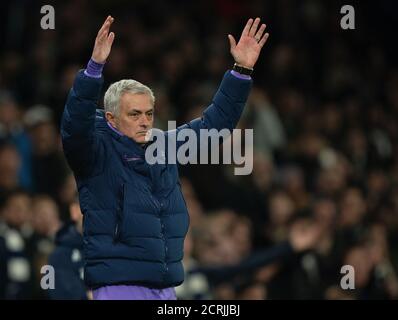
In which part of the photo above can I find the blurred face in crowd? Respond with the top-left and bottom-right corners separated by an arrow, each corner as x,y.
252,152 -> 274,192
29,122 -> 58,155
195,210 -> 243,266
367,170 -> 389,196
367,224 -> 388,265
32,196 -> 61,237
284,168 -> 305,194
269,192 -> 295,226
316,154 -> 350,196
0,97 -> 19,128
300,132 -> 324,158
339,188 -> 367,228
344,246 -> 373,289
346,128 -> 367,157
313,198 -> 337,230
106,92 -> 154,144
0,145 -> 21,190
322,105 -> 342,135
231,217 -> 252,257
2,193 -> 32,229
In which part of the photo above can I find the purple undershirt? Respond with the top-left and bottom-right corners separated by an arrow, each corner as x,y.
92,285 -> 177,300
230,69 -> 252,80
84,59 -> 104,78
84,58 -> 249,300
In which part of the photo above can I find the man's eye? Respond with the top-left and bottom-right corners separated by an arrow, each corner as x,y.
147,113 -> 153,117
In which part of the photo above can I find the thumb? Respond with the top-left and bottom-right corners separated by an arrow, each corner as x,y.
228,34 -> 236,51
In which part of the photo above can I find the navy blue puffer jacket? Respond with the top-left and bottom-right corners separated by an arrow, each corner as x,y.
61,70 -> 252,289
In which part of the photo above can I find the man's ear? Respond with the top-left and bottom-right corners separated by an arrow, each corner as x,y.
105,111 -> 117,128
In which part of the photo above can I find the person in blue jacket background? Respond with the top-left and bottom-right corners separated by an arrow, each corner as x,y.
47,195 -> 87,300
60,15 -> 269,300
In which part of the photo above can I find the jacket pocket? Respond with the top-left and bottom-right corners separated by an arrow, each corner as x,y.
113,183 -> 125,242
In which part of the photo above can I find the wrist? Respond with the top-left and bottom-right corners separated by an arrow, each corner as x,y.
234,62 -> 254,69
91,57 -> 106,64
85,58 -> 105,78
232,62 -> 254,76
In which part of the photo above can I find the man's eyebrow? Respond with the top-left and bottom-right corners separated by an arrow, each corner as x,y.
128,108 -> 154,114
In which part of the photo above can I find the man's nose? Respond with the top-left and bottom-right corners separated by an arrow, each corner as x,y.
139,115 -> 149,128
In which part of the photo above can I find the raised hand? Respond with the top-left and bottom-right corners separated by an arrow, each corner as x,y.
228,17 -> 269,69
91,16 -> 115,64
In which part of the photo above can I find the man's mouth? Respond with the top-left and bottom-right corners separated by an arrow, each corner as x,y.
136,130 -> 152,141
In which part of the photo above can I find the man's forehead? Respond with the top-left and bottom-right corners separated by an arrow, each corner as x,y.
120,92 -> 153,111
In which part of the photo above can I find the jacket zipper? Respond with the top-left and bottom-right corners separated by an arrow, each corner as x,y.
113,184 -> 125,242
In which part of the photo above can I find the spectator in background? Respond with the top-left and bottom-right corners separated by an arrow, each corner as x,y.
0,191 -> 34,299
56,171 -> 78,222
242,87 -> 287,156
365,223 -> 398,299
264,190 -> 296,244
24,105 -> 69,199
29,195 -> 61,298
279,165 -> 310,212
189,211 -> 321,299
175,229 -> 211,300
0,144 -> 22,203
0,189 -> 33,241
325,243 -> 391,300
0,223 -> 34,299
337,187 -> 368,247
0,91 -> 32,190
48,195 -> 88,300
32,195 -> 61,232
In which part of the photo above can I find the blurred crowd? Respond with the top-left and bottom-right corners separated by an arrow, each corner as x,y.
1,0 -> 398,299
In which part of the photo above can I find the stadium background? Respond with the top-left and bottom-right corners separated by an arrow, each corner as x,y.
1,0 -> 398,299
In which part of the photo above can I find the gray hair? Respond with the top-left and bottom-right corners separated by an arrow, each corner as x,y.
104,79 -> 155,116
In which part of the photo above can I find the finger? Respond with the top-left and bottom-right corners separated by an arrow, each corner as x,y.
255,24 -> 266,41
103,16 -> 114,34
107,32 -> 115,46
249,17 -> 261,37
98,16 -> 112,35
98,16 -> 114,36
98,18 -> 115,43
228,34 -> 236,51
258,32 -> 269,47
241,18 -> 253,37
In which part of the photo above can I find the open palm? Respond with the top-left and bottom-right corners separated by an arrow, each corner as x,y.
228,18 -> 269,69
91,16 -> 115,64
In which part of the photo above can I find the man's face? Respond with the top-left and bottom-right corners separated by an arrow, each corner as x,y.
107,92 -> 154,144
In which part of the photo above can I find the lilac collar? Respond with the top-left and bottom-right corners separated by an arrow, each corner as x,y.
107,121 -> 124,136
